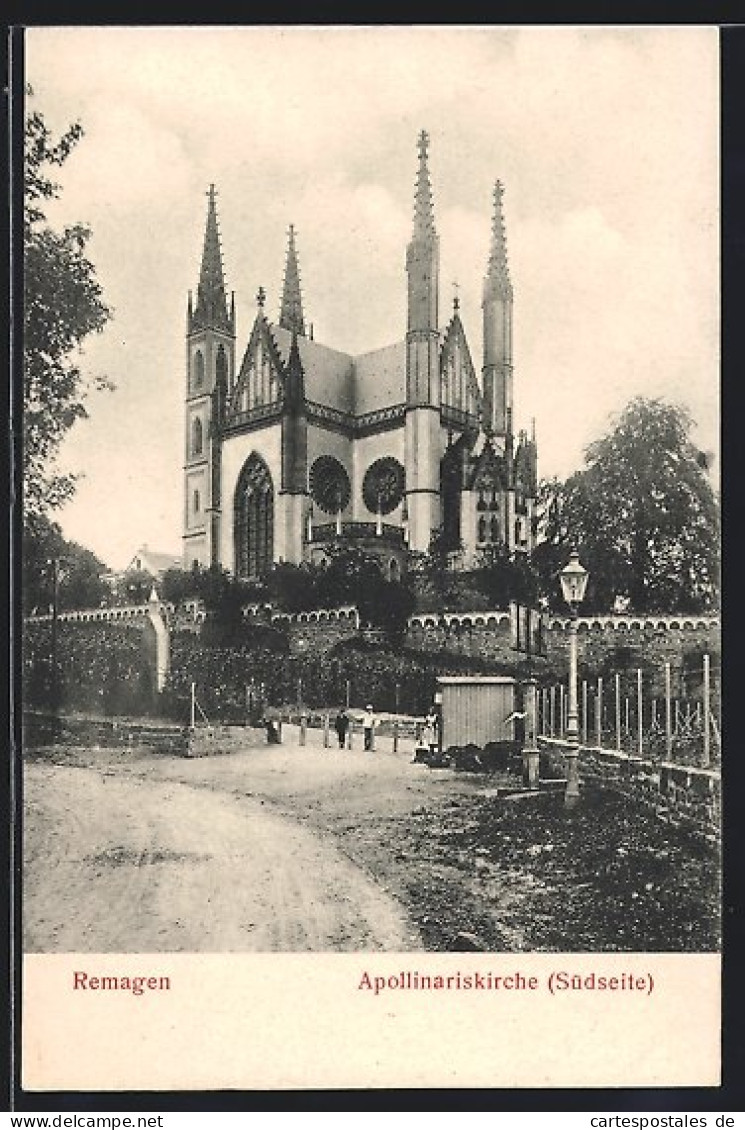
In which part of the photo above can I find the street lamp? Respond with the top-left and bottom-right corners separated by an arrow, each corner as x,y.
559,548 -> 589,809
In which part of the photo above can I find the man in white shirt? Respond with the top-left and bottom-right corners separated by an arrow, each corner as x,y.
362,705 -> 375,751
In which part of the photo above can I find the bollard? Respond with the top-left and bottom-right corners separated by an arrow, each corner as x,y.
636,669 -> 643,759
323,713 -> 329,748
348,722 -> 354,751
393,720 -> 399,754
299,713 -> 307,747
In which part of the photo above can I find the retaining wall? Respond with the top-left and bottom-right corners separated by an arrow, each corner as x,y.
539,736 -> 720,841
23,712 -> 188,755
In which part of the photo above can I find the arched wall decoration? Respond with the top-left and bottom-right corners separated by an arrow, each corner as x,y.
362,457 -> 405,515
192,417 -> 203,456
234,453 -> 274,578
216,344 -> 228,381
309,456 -> 351,514
194,350 -> 205,389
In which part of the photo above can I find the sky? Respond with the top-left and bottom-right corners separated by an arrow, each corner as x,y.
25,26 -> 719,571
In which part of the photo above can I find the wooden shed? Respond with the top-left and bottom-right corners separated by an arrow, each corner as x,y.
437,676 -> 518,751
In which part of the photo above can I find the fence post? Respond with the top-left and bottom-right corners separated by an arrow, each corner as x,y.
345,679 -> 351,709
702,653 -> 711,769
348,721 -> 354,750
393,719 -> 399,754
559,684 -> 565,739
190,682 -> 196,730
615,673 -> 621,752
634,668 -> 642,759
665,662 -> 673,761
550,686 -> 556,738
581,680 -> 588,745
299,713 -> 307,746
595,676 -> 603,747
323,713 -> 329,748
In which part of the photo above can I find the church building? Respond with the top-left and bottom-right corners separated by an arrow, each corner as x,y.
182,131 -> 537,579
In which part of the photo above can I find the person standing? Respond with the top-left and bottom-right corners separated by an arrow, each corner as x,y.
334,709 -> 350,749
362,704 -> 376,751
423,710 -> 438,755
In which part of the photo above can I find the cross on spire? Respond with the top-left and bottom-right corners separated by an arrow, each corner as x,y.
484,178 -> 513,301
191,183 -> 231,333
412,128 -> 436,240
256,286 -> 266,309
452,280 -> 460,312
279,223 -> 306,336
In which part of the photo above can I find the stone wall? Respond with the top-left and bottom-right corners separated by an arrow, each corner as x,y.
545,615 -> 720,694
539,736 -> 720,841
23,711 -> 188,755
405,612 -> 517,665
185,724 -> 269,757
269,607 -> 360,656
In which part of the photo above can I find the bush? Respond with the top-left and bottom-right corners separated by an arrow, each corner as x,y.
24,620 -> 154,716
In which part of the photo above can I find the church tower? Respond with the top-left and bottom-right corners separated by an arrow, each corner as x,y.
183,185 -> 236,569
482,180 -> 513,437
404,130 -> 441,554
278,227 -> 309,563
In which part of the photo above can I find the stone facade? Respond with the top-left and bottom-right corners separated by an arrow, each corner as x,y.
183,135 -> 537,576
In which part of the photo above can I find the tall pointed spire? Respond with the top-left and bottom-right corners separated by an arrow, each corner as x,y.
279,224 -> 306,337
191,184 -> 232,333
412,129 -> 436,240
484,180 -> 513,301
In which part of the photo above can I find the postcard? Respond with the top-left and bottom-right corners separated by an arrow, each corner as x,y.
18,24 -> 721,1094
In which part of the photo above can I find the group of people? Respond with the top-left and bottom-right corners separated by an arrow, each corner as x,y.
333,705 -> 376,750
333,705 -> 441,758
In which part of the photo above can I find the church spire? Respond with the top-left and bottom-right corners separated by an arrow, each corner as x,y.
412,129 -> 436,240
279,224 -> 306,337
190,184 -> 232,334
484,180 -> 513,301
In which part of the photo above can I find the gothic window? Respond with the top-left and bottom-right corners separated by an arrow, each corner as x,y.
192,417 -> 203,457
309,456 -> 351,514
193,489 -> 200,515
216,345 -> 228,388
362,457 -> 405,515
194,350 -> 205,389
478,516 -> 487,543
234,453 -> 274,578
490,515 -> 500,542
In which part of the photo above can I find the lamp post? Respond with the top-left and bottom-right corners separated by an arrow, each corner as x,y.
559,548 -> 589,809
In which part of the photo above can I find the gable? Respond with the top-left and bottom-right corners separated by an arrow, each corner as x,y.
228,316 -> 285,418
440,315 -> 481,422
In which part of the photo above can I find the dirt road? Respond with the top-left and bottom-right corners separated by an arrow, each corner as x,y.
24,736 -> 719,953
24,750 -> 421,952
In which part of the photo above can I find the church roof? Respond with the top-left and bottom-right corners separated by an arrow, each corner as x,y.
353,340 -> 407,413
271,324 -> 354,412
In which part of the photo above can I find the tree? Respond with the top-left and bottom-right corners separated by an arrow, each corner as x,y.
535,398 -> 719,613
24,92 -> 112,519
471,544 -> 540,608
22,513 -> 109,615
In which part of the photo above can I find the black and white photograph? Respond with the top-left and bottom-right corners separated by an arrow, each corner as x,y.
17,24 -> 721,1091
